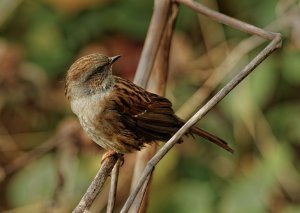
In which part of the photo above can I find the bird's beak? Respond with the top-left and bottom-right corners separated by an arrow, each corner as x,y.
109,55 -> 122,64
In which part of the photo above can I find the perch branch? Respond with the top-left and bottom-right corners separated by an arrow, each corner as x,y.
72,154 -> 121,213
121,34 -> 282,213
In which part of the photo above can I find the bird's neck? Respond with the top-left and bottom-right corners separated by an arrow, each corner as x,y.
67,75 -> 115,100
98,74 -> 115,93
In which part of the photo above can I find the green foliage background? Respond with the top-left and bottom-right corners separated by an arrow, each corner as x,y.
0,0 -> 300,212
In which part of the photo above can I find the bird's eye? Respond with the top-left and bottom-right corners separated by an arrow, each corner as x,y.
95,65 -> 105,73
86,65 -> 106,81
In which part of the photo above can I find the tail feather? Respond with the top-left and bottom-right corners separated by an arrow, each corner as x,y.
191,126 -> 234,153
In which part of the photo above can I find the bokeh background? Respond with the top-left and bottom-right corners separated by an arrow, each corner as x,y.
1,0 -> 300,212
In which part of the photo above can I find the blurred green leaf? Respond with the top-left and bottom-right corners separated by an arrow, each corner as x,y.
267,102 -> 300,143
281,51 -> 300,86
149,180 -> 214,213
248,56 -> 278,107
282,206 -> 300,213
220,161 -> 275,213
7,155 -> 56,207
220,144 -> 294,213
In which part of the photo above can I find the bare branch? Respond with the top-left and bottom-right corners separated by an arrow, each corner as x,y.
131,174 -> 152,213
175,0 -> 277,40
130,146 -> 156,213
73,154 -> 121,213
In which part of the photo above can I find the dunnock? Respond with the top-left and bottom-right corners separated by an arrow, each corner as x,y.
65,54 -> 233,158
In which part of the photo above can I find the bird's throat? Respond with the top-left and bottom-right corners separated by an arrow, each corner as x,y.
103,75 -> 115,92
67,75 -> 114,101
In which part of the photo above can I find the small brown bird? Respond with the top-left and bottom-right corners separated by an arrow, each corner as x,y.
65,54 -> 233,158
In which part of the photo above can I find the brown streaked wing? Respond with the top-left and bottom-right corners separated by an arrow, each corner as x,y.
110,77 -> 183,142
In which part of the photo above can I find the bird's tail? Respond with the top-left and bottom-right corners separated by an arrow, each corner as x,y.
190,126 -> 234,153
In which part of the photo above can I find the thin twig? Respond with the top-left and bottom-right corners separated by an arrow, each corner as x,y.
196,0 -> 229,52
121,34 -> 282,213
73,154 -> 121,213
107,159 -> 121,213
131,174 -> 152,213
175,0 -> 276,40
130,146 -> 156,213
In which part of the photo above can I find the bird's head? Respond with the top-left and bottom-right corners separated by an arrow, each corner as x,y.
65,53 -> 121,98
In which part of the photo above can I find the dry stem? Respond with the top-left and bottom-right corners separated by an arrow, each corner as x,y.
72,154 -> 121,213
175,0 -> 276,40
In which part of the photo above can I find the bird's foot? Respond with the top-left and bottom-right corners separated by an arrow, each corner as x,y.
101,150 -> 124,165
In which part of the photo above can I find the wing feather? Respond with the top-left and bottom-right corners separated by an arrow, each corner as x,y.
106,76 -> 233,153
110,77 -> 182,142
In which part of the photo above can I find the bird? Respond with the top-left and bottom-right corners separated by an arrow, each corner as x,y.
65,53 -> 233,160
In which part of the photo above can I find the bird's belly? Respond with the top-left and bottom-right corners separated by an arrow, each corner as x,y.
79,114 -> 135,153
79,115 -> 114,151
71,95 -> 141,153
70,95 -> 117,151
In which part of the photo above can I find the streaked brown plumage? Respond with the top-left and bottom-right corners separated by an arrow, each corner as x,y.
65,53 -> 233,155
